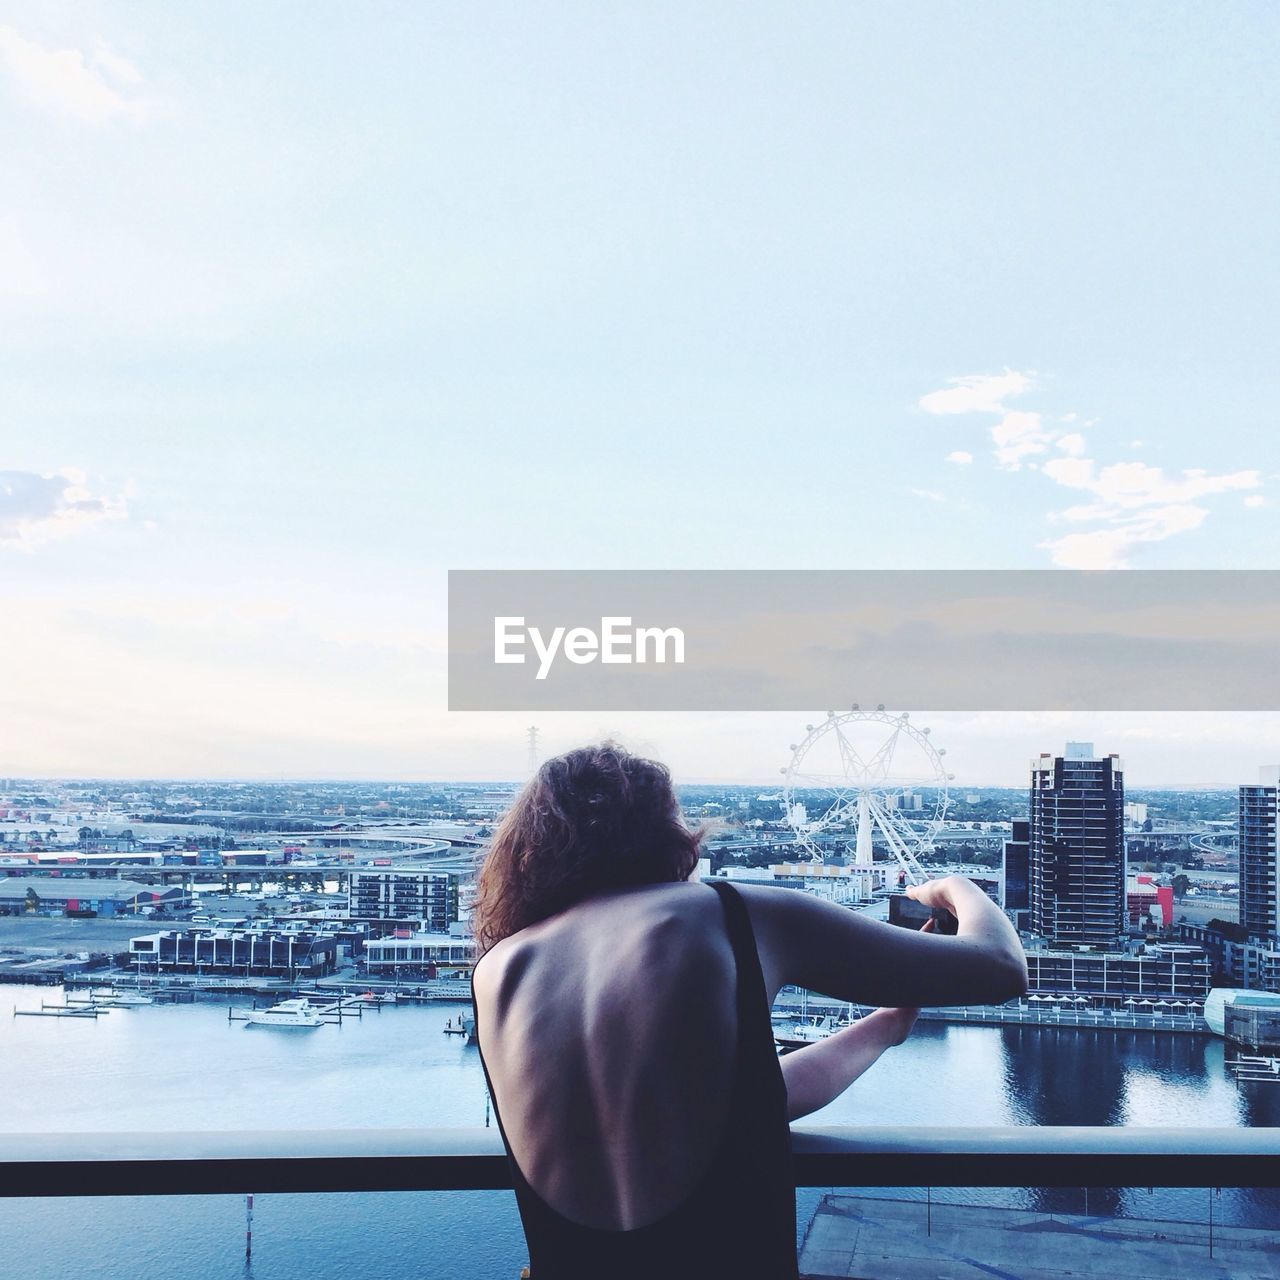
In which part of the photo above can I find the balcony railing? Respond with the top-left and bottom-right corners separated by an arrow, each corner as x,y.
4,1127 -> 1279,1198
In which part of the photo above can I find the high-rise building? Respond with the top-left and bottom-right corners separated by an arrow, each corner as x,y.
1002,818 -> 1030,915
1240,766 -> 1280,944
1028,742 -> 1126,947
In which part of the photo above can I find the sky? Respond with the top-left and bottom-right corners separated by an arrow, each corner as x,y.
2,2 -> 1279,785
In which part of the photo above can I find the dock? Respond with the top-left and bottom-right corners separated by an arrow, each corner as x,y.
799,1194 -> 1280,1279
1228,1054 -> 1280,1083
13,1003 -> 103,1019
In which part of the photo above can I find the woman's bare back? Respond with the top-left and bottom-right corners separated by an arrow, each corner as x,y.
471,871 -> 1028,1231
471,880 -> 742,1231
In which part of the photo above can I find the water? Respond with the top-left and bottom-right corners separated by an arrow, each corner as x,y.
3,985 -> 1278,1278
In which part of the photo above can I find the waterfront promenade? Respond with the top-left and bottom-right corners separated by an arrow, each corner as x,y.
778,993 -> 1209,1035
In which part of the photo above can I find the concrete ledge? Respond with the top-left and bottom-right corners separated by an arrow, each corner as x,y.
3,1126 -> 1280,1197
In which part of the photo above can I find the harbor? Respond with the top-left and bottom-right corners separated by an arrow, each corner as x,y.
4,976 -> 1280,1280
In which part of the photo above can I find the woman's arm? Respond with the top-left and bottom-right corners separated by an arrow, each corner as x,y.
780,1006 -> 918,1121
736,874 -> 1029,1008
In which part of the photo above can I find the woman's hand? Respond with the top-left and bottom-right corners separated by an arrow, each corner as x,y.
903,875 -> 963,913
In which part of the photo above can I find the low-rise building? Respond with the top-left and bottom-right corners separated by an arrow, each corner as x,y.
1127,874 -> 1174,928
1179,922 -> 1280,991
1023,942 -> 1210,1004
0,877 -> 190,917
129,928 -> 338,977
364,931 -> 474,976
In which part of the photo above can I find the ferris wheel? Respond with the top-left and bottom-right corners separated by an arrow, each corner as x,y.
781,705 -> 953,884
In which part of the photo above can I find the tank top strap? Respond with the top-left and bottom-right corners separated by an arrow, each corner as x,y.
705,879 -> 771,1028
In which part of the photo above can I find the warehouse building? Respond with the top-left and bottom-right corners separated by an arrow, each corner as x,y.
0,877 -> 190,917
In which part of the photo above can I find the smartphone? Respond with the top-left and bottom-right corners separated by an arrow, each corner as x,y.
887,892 -> 958,935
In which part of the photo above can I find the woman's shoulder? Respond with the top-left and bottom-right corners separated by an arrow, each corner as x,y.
474,880 -> 728,998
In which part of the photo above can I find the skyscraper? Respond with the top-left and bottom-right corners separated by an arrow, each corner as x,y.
1002,818 -> 1030,917
1028,742 -> 1126,947
1240,766 -> 1280,944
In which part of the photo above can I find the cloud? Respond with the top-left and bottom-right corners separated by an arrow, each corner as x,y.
918,370 -> 1032,416
0,26 -> 151,124
991,410 -> 1055,470
1041,457 -> 1095,490
1037,459 -> 1260,566
1041,505 -> 1209,569
0,469 -> 127,548
1042,459 -> 1260,509
919,368 -> 1049,469
945,451 -> 973,465
919,367 -> 1265,567
909,488 -> 945,502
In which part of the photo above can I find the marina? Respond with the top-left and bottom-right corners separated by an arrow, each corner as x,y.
4,976 -> 1280,1280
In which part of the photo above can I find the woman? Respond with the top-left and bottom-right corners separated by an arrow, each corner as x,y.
471,742 -> 1027,1279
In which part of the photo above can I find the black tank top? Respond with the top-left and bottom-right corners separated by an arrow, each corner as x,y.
471,879 -> 799,1279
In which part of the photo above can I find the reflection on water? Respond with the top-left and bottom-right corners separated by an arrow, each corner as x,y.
2,986 -> 1278,1278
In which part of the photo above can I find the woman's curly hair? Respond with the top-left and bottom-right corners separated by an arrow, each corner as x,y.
472,742 -> 704,954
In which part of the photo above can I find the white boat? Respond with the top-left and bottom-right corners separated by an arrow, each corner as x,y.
71,989 -> 155,1008
774,1013 -> 849,1049
245,997 -> 325,1028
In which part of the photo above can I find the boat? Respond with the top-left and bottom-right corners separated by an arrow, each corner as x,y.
774,1013 -> 850,1049
100,991 -> 155,1007
67,988 -> 154,1008
245,997 -> 325,1028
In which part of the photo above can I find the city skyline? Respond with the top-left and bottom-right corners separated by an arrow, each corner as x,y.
2,719 -> 1280,791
